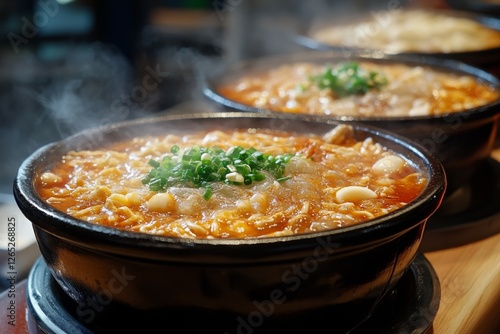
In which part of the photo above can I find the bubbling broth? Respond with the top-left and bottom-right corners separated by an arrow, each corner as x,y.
216,61 -> 500,117
36,125 -> 427,239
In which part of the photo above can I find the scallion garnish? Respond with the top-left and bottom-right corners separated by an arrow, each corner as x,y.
141,146 -> 295,200
310,62 -> 387,97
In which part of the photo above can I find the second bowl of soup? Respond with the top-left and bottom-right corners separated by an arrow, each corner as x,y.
204,51 -> 500,194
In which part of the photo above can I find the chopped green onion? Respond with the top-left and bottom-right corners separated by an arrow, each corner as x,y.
203,187 -> 213,201
141,145 -> 296,200
310,62 -> 387,97
171,145 -> 180,154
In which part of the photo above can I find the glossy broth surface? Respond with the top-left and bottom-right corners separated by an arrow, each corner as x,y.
217,62 -> 500,117
36,125 -> 427,239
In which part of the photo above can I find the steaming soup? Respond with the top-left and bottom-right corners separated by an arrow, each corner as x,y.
216,61 -> 500,117
36,125 -> 427,239
310,9 -> 500,53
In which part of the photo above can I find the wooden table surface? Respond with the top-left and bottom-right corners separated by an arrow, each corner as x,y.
424,232 -> 500,334
422,147 -> 500,334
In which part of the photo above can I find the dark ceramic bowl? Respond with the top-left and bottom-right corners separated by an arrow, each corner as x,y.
203,51 -> 500,196
446,0 -> 500,18
14,112 -> 445,333
294,8 -> 500,74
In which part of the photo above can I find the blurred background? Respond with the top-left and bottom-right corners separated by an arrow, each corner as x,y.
0,0 -> 455,195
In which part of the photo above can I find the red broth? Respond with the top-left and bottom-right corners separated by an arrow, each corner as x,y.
36,125 -> 427,239
217,62 -> 500,117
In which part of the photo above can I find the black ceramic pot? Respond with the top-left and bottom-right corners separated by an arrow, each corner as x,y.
293,8 -> 500,74
14,113 -> 446,333
203,52 -> 500,196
